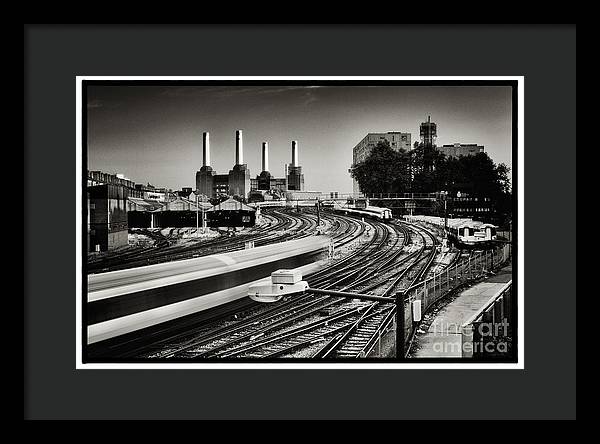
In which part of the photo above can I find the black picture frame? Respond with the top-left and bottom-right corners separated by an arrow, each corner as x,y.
24,24 -> 576,420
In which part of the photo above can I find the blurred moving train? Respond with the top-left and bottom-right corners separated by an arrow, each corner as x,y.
332,204 -> 393,221
87,236 -> 329,345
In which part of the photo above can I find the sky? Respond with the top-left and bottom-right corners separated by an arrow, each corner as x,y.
87,84 -> 513,193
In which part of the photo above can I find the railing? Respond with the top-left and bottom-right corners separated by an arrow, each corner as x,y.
361,243 -> 511,358
362,192 -> 439,200
461,280 -> 513,358
401,243 -> 512,352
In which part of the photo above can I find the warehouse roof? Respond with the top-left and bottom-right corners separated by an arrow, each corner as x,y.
129,197 -> 212,212
207,197 -> 256,212
128,197 -> 165,211
161,197 -> 212,212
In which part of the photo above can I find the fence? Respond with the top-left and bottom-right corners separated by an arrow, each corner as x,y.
363,243 -> 511,358
402,243 -> 512,349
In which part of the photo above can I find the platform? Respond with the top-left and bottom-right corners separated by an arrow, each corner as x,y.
412,264 -> 512,358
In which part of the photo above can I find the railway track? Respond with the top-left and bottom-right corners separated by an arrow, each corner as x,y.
131,216 -> 443,360
95,213 -> 464,360
87,209 -> 320,273
88,211 -> 367,359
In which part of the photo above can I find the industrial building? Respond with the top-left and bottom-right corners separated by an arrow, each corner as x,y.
127,196 -> 212,229
88,184 -> 132,252
250,142 -> 288,193
88,171 -> 139,190
90,172 -> 175,202
196,131 -> 305,200
286,140 -> 305,191
87,171 -> 188,251
195,130 -> 251,200
228,130 -> 251,198
351,131 -> 412,194
196,131 -> 233,200
250,140 -> 303,197
87,172 -> 145,252
439,143 -> 485,159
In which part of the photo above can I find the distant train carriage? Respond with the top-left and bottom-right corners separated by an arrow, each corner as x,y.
479,223 -> 497,240
447,223 -> 497,249
332,204 -> 393,222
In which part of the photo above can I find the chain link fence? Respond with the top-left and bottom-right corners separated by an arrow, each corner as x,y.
364,243 -> 512,358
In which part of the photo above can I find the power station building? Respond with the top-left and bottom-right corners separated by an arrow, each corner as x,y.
249,141 -> 288,197
351,131 -> 412,194
196,131 -> 251,199
196,131 -> 305,200
286,140 -> 304,191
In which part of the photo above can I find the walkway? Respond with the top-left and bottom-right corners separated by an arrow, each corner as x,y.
412,264 -> 512,358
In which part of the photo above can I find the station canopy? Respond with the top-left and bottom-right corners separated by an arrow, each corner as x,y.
161,197 -> 212,212
128,197 -> 165,212
129,196 -> 212,212
207,197 -> 256,212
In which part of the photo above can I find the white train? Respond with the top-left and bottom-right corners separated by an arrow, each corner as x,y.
332,205 -> 393,221
448,223 -> 497,248
406,215 -> 497,249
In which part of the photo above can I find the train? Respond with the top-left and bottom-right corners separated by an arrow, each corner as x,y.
332,204 -> 393,221
86,236 -> 330,345
447,223 -> 497,249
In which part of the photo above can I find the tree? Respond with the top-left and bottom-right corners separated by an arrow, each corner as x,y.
351,140 -> 411,194
351,141 -> 512,222
409,142 -> 446,192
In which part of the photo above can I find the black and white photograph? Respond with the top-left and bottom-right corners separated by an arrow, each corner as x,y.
79,78 -> 521,365
25,24 -> 576,420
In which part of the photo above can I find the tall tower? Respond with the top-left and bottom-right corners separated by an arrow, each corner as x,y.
257,141 -> 272,190
261,142 -> 269,172
196,131 -> 216,198
287,140 -> 304,191
228,129 -> 251,198
420,115 -> 437,146
235,129 -> 244,165
202,131 -> 210,167
291,140 -> 299,167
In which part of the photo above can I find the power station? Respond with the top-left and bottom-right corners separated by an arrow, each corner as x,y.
195,130 -> 305,200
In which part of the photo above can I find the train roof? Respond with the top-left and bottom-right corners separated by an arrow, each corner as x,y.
364,205 -> 391,212
88,236 -> 329,300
